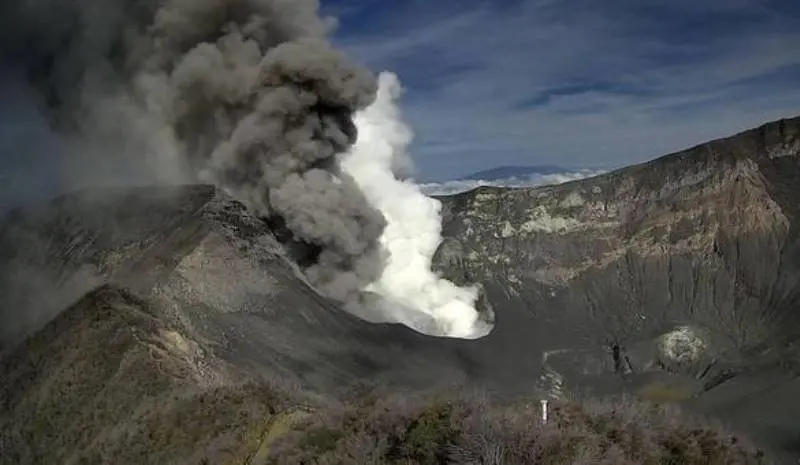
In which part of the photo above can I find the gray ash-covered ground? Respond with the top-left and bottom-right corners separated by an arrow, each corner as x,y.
1,116 -> 800,463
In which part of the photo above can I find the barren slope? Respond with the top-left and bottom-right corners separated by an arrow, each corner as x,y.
1,117 -> 800,462
0,186 -> 508,464
433,116 -> 800,460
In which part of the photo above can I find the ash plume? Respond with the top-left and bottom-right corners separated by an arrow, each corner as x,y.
0,0 -> 386,302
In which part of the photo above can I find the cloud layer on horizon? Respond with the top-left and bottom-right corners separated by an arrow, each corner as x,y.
324,0 -> 800,181
419,168 -> 605,196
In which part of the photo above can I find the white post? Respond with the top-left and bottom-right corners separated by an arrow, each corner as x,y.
540,399 -> 549,424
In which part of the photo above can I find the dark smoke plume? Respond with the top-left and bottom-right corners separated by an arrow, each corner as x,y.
0,0 -> 387,302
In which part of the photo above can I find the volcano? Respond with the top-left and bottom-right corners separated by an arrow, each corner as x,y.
1,116 -> 800,463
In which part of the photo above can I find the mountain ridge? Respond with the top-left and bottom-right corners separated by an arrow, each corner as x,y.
1,115 -> 800,462
431,115 -> 800,461
457,165 -> 577,181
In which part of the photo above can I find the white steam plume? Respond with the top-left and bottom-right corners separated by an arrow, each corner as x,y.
340,72 -> 491,339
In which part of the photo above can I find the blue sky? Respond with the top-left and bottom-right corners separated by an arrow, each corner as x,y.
322,0 -> 800,180
0,0 -> 798,209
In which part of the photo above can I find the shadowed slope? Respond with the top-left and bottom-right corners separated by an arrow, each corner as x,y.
0,185 -> 512,393
433,115 -> 800,462
0,186 -> 519,463
0,284 -> 307,464
1,116 -> 800,462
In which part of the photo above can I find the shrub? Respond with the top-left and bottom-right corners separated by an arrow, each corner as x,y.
266,389 -> 766,465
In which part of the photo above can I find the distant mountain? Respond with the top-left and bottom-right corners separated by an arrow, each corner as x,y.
422,165 -> 605,196
458,165 -> 576,181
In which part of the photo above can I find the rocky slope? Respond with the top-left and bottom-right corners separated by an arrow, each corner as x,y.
0,185 -> 499,391
0,186 -> 504,464
433,115 -> 800,460
0,116 -> 799,462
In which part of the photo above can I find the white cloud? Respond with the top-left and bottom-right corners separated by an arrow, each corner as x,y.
419,169 -> 606,196
329,0 -> 800,180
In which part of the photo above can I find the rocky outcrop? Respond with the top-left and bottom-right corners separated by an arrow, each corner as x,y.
436,117 -> 800,371
433,116 -> 800,460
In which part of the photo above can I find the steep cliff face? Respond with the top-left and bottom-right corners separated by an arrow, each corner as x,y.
437,117 -> 800,368
433,116 -> 800,458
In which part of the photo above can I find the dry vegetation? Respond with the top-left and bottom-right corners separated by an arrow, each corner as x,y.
265,386 -> 766,465
0,285 -> 769,464
1,371 -> 767,464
